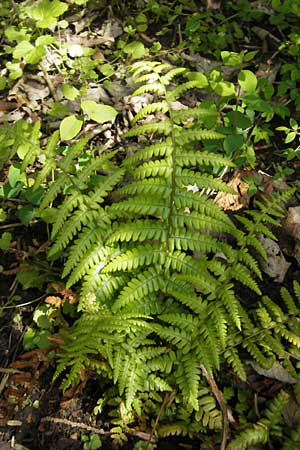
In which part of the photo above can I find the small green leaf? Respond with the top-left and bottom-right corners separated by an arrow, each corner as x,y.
0,76 -> 7,90
224,135 -> 244,154
25,186 -> 44,205
61,84 -> 80,100
100,63 -> 114,77
285,131 -> 297,143
31,0 -> 68,28
186,71 -> 209,88
6,62 -> 23,80
238,70 -> 257,93
227,111 -> 252,129
123,41 -> 146,59
18,205 -> 36,225
13,41 -> 45,64
0,209 -> 7,222
60,115 -> 83,141
214,81 -> 235,97
289,118 -> 298,130
48,102 -> 70,118
8,164 -> 21,187
221,51 -> 242,67
0,232 -> 12,251
35,35 -> 55,46
81,100 -> 118,124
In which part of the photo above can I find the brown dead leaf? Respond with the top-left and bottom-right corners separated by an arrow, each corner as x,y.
45,295 -> 63,308
214,170 -> 250,211
214,169 -> 274,211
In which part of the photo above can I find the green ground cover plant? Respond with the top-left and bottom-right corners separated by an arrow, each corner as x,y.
1,1 -> 300,449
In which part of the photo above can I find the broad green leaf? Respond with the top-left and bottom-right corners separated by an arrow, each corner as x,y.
123,41 -> 146,59
186,72 -> 209,88
5,26 -> 30,42
35,35 -> 55,46
61,84 -> 80,100
221,51 -> 242,67
60,115 -> 83,141
13,41 -> 45,64
285,131 -> 297,143
13,40 -> 34,59
6,62 -> 23,80
81,100 -> 118,124
214,81 -> 235,97
31,0 -> 68,28
238,70 -> 257,93
8,164 -> 21,187
0,232 -> 12,251
243,94 -> 273,113
227,111 -> 252,129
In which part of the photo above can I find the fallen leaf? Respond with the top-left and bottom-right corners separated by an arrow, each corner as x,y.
258,235 -> 291,282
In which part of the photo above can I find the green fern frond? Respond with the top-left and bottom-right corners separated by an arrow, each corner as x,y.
175,149 -> 234,167
123,140 -> 172,166
172,105 -> 219,124
131,101 -> 169,124
50,59 -> 295,424
174,127 -> 226,144
107,220 -> 167,244
124,120 -> 172,137
112,268 -> 166,311
115,178 -> 172,198
103,245 -> 166,272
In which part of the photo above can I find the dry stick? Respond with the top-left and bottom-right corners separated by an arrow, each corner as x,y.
40,417 -> 111,435
39,61 -> 59,102
201,365 -> 231,450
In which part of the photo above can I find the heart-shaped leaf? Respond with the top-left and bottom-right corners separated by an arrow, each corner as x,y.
60,115 -> 83,141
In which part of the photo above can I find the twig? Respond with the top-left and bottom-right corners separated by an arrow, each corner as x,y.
201,365 -> 234,450
39,61 -> 59,102
40,417 -> 111,435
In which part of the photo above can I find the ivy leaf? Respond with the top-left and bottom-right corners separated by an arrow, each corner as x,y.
81,100 -> 118,124
238,70 -> 257,93
60,115 -> 83,141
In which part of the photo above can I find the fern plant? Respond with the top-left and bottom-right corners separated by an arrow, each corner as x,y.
47,61 -> 295,426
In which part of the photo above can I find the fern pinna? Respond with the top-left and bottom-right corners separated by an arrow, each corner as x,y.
49,61 -> 295,419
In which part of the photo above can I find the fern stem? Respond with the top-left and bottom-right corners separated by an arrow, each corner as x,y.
201,365 -> 232,450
